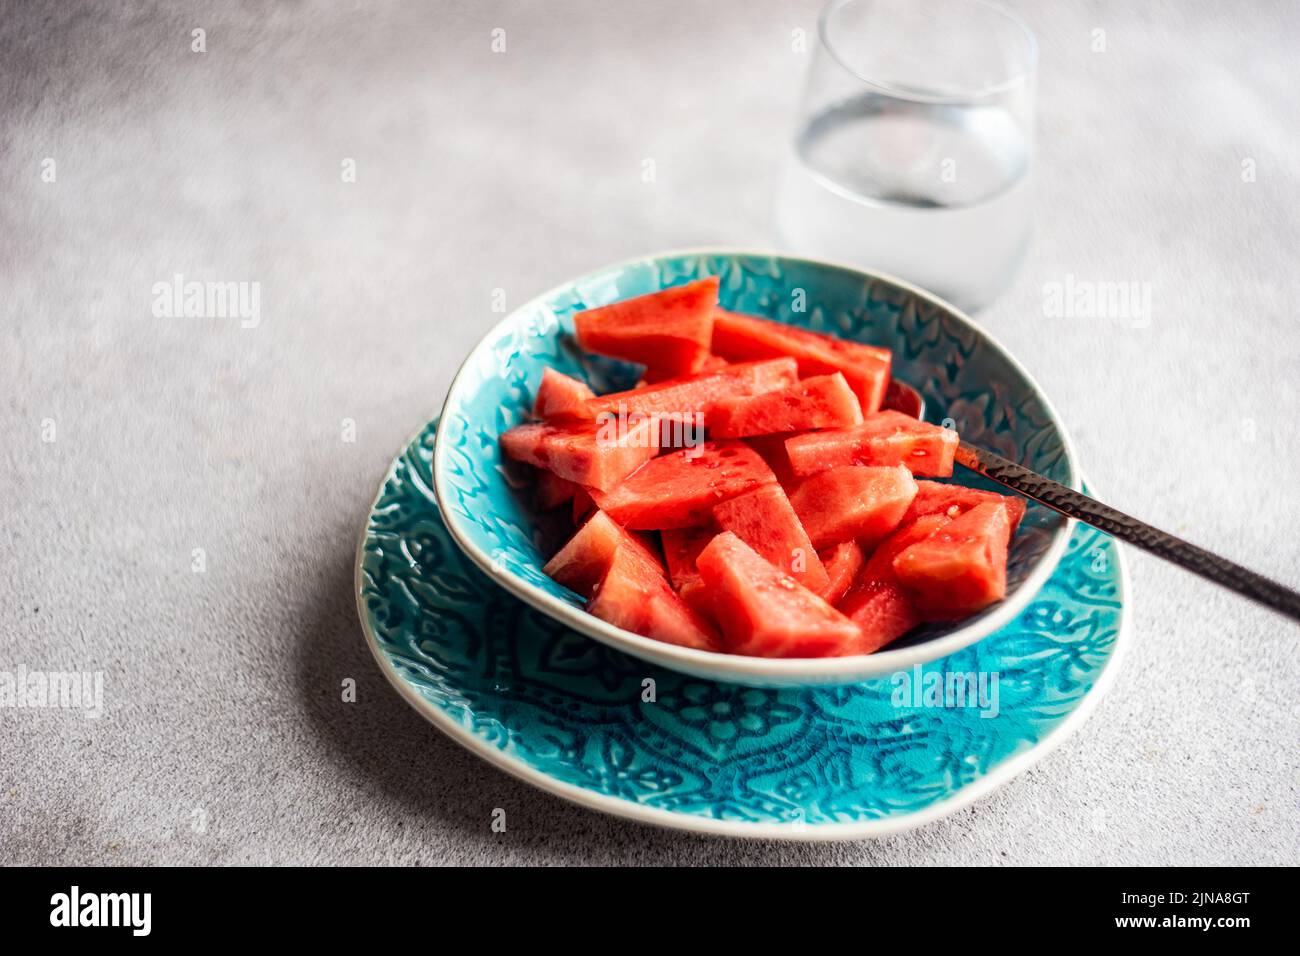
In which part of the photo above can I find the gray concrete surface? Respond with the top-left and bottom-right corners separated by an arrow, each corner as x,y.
2,0 -> 1297,865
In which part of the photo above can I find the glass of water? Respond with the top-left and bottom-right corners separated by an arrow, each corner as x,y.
776,0 -> 1037,312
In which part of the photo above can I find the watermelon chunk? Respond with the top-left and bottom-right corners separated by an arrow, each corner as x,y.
893,502 -> 1011,619
572,486 -> 595,523
711,309 -> 891,413
817,540 -> 865,606
590,441 -> 776,530
534,368 -> 595,420
742,433 -> 803,492
863,514 -> 952,580
543,509 -> 662,598
588,545 -> 721,651
695,531 -> 862,658
642,354 -> 728,385
709,372 -> 864,438
838,513 -> 950,652
882,379 -> 925,418
784,410 -> 958,478
535,468 -> 578,510
711,482 -> 830,593
789,464 -> 918,549
574,277 -> 719,380
573,358 -> 798,423
902,479 -> 1027,532
500,415 -> 658,492
660,526 -> 715,618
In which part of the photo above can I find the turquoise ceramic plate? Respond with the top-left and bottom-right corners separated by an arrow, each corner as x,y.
433,250 -> 1080,686
357,419 -> 1129,839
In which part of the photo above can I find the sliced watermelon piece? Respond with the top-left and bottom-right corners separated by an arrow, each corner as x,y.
711,482 -> 830,593
574,277 -> 719,380
533,368 -> 595,420
709,372 -> 864,438
742,433 -> 804,492
590,441 -> 777,530
838,513 -> 951,653
661,527 -> 712,589
902,479 -> 1027,532
789,464 -> 917,549
588,545 -> 721,651
660,526 -> 715,619
784,410 -> 958,478
572,358 -> 798,423
863,513 -> 952,580
641,354 -> 728,385
711,309 -> 891,413
500,414 -> 658,492
695,531 -> 862,658
543,509 -> 662,598
893,502 -> 1011,619
882,379 -> 925,418
535,468 -> 578,510
817,540 -> 865,606
572,486 -> 595,523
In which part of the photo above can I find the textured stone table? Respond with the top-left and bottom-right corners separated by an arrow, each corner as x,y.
3,0 -> 1296,865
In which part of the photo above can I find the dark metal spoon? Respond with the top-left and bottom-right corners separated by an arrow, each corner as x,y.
884,381 -> 1300,623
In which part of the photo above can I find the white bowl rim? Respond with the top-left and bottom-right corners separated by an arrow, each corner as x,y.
357,448 -> 1128,839
431,246 -> 1082,685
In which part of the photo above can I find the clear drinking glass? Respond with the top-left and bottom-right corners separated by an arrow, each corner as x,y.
776,0 -> 1037,311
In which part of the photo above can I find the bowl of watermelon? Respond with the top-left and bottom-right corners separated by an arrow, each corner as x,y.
433,250 -> 1079,686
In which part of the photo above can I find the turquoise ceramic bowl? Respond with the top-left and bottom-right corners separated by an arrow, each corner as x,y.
433,250 -> 1080,687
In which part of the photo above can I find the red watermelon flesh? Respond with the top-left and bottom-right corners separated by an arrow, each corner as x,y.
742,433 -> 803,492
902,479 -> 1027,532
661,527 -> 711,587
711,309 -> 891,413
838,513 -> 951,653
660,526 -> 715,619
695,531 -> 862,658
588,545 -> 721,652
543,509 -> 662,598
839,586 -> 916,655
572,358 -> 798,423
709,372 -> 864,438
893,502 -> 1011,620
500,414 -> 658,492
533,368 -> 595,420
789,464 -> 918,549
641,354 -> 729,385
574,277 -> 719,380
862,513 -> 952,580
711,482 -> 830,594
784,410 -> 958,478
590,441 -> 777,530
882,379 -> 925,418
817,540 -> 865,606
535,468 -> 578,510
572,486 -> 595,523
